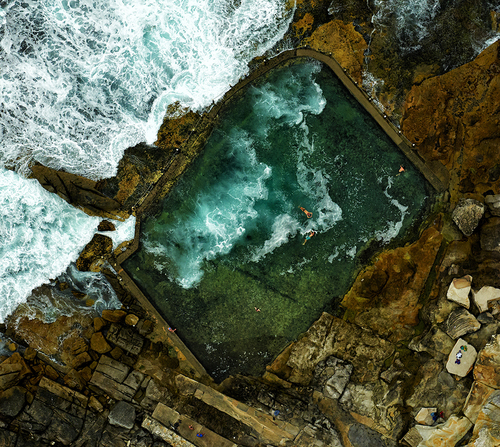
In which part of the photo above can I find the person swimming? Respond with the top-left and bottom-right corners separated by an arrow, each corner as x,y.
303,230 -> 316,245
299,206 -> 312,218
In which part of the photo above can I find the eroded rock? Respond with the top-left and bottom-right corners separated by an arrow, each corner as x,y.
451,198 -> 485,237
480,217 -> 500,252
445,308 -> 481,339
474,334 -> 500,388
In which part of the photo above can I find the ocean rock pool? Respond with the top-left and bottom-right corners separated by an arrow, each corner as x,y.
124,59 -> 430,380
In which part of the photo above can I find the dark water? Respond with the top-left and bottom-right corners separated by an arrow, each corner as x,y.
124,59 -> 430,380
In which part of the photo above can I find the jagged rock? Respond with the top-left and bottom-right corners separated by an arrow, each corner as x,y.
474,334 -> 500,388
463,381 -> 497,424
341,227 -> 442,342
0,353 -> 31,391
347,423 -> 395,447
90,332 -> 112,354
76,234 -> 113,272
409,325 -> 455,360
280,313 -> 395,385
106,323 -> 144,356
480,217 -> 500,252
312,356 -> 353,400
446,275 -> 472,309
402,427 -> 423,447
407,359 -> 471,418
473,286 -> 500,314
140,379 -> 173,412
380,358 -> 411,384
468,390 -> 500,445
0,386 -> 26,417
445,308 -> 481,339
485,194 -> 500,216
340,380 -> 405,439
94,317 -> 107,331
98,220 -> 116,231
477,312 -> 495,324
451,198 -> 485,236
463,319 -> 500,354
446,339 -> 477,377
108,401 -> 136,430
415,408 -> 437,426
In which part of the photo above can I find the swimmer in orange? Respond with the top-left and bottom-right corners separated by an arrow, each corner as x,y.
299,206 -> 312,218
303,230 -> 316,245
397,165 -> 405,176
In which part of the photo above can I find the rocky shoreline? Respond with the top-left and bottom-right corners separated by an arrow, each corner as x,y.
2,1 -> 500,446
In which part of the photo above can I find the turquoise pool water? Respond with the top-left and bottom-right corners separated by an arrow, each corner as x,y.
124,59 -> 430,380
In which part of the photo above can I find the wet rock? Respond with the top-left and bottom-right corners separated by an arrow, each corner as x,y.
473,286 -> 500,313
341,227 -> 442,342
446,339 -> 477,377
94,316 -> 107,331
108,401 -> 136,430
446,275 -> 472,309
312,356 -> 353,400
76,234 -> 113,271
409,325 -> 455,361
98,220 -> 116,232
106,323 -> 144,356
474,334 -> 500,388
90,332 -> 112,354
451,198 -> 485,236
0,386 -> 27,417
445,308 -> 481,339
480,217 -> 500,252
125,314 -> 139,326
415,407 -> 437,426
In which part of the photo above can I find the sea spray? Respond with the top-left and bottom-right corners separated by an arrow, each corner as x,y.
0,0 -> 294,179
0,168 -> 100,323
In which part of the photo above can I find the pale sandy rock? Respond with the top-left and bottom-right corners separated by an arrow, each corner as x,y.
446,339 -> 477,377
472,286 -> 500,313
445,308 -> 481,339
420,415 -> 473,447
415,408 -> 437,426
469,390 -> 500,446
463,381 -> 496,424
485,194 -> 500,216
447,275 -> 472,309
452,198 -> 485,237
474,334 -> 500,388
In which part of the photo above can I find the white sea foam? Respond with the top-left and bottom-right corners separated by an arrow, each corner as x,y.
1,0 -> 294,180
374,177 -> 408,243
0,168 -> 100,323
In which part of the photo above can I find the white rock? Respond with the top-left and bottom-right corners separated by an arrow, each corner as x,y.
415,407 -> 437,426
446,339 -> 477,377
472,286 -> 500,313
447,275 -> 472,309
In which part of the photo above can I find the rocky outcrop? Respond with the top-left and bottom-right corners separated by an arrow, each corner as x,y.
452,198 -> 485,237
402,41 -> 500,201
341,226 -> 443,342
75,234 -> 113,272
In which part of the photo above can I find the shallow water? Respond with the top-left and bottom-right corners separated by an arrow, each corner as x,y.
125,60 -> 430,380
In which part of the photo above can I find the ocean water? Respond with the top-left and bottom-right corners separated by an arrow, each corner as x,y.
125,60 -> 430,379
0,0 -> 293,323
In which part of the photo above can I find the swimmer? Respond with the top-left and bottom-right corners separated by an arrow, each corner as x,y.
299,206 -> 313,218
303,230 -> 316,245
397,165 -> 405,176
254,307 -> 261,312
168,327 -> 177,333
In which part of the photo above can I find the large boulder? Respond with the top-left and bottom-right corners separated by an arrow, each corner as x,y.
76,234 -> 113,272
451,198 -> 485,237
474,334 -> 500,389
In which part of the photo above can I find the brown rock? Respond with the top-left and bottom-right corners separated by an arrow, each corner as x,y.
23,347 -> 37,362
79,366 -> 93,383
64,369 -> 85,391
423,415 -> 473,447
284,312 -> 394,384
469,390 -> 500,445
341,226 -> 442,341
90,332 -> 112,354
98,220 -> 116,232
94,316 -> 106,332
303,20 -> 367,84
451,198 -> 485,236
76,234 -> 113,271
110,347 -> 124,360
480,217 -> 500,252
44,364 -> 59,381
463,381 -> 497,424
8,343 -> 16,352
445,308 -> 481,339
125,314 -> 139,326
474,334 -> 500,388
402,41 -> 500,200
101,309 -> 127,323
71,352 -> 92,370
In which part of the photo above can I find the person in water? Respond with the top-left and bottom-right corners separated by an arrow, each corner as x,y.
299,206 -> 312,218
303,230 -> 316,245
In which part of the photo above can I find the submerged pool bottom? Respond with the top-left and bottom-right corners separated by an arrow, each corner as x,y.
124,59 -> 430,380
